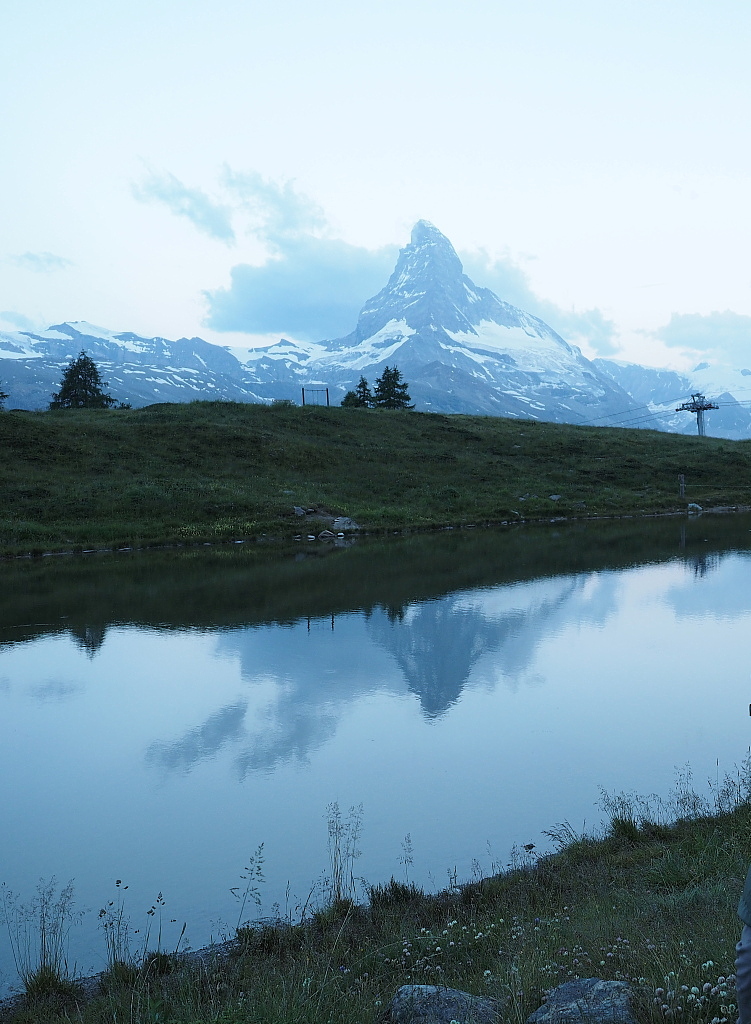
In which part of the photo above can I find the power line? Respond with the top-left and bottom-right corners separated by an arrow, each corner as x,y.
578,389 -> 751,429
578,397 -> 687,427
612,410 -> 682,429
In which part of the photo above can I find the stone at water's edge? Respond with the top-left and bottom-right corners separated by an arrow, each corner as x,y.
389,978 -> 635,1024
332,516 -> 359,531
526,979 -> 635,1024
389,984 -> 502,1023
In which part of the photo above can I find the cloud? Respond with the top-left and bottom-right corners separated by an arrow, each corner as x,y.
0,310 -> 37,331
152,165 -> 615,347
130,164 -> 620,348
206,213 -> 615,345
132,171 -> 236,243
206,234 -> 397,340
129,167 -> 392,338
204,168 -> 397,339
8,251 -> 73,273
462,250 -> 620,355
222,167 -> 326,241
654,311 -> 751,365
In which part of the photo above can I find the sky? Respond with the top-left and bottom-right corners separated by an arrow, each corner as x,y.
3,0 -> 751,370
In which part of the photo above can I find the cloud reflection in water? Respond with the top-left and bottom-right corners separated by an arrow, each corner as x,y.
148,571 -> 628,775
146,701 -> 248,773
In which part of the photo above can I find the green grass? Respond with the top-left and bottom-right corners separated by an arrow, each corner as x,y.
0,401 -> 750,555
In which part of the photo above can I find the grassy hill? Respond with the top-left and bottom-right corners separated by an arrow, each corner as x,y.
1,401 -> 750,556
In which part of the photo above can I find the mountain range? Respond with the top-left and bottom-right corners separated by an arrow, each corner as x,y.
2,220 -> 750,438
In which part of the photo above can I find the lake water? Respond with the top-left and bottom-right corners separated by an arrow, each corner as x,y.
2,515 -> 751,993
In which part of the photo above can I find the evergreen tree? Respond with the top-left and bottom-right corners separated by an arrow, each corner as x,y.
355,375 -> 374,407
49,351 -> 117,409
0,382 -> 8,410
373,365 -> 413,409
341,376 -> 374,408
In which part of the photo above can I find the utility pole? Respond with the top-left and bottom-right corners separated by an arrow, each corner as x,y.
675,393 -> 719,436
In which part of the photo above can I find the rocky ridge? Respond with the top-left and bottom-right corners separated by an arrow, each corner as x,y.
1,222 -> 749,436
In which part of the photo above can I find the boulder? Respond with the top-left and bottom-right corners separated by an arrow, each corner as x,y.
389,984 -> 502,1024
526,979 -> 635,1024
332,516 -> 360,531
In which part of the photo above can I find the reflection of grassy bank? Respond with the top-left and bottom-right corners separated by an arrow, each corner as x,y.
3,512 -> 750,649
3,775 -> 749,1024
1,400 -> 751,555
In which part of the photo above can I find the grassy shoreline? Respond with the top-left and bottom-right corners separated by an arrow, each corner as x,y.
1,401 -> 751,557
3,773 -> 750,1024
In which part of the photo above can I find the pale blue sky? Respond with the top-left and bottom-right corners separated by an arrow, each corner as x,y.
3,0 -> 751,368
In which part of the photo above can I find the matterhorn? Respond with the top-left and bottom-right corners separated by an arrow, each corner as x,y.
304,220 -> 642,422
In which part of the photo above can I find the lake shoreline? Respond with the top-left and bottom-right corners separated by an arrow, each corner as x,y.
3,402 -> 751,557
1,796 -> 747,1024
2,500 -> 750,563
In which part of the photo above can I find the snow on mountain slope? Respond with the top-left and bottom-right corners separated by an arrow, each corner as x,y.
0,332 -> 39,358
303,221 -> 646,423
689,360 -> 751,401
594,358 -> 751,438
0,322 -> 267,408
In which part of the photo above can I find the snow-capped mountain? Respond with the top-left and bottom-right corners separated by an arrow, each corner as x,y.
0,321 -> 265,408
3,224 -> 643,423
1,221 -> 748,436
291,220 -> 647,423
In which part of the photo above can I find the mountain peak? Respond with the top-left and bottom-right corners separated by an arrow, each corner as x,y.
348,220 -> 487,339
410,220 -> 451,246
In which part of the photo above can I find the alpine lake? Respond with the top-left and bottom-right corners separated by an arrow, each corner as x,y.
2,513 -> 751,995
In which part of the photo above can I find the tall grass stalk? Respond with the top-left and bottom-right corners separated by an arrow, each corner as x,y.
98,878 -> 135,977
230,843 -> 265,929
326,802 -> 363,904
0,877 -> 79,997
399,833 -> 414,884
599,751 -> 751,833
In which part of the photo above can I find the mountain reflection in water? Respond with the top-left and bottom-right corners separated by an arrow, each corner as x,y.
2,515 -> 751,995
140,570 -> 623,777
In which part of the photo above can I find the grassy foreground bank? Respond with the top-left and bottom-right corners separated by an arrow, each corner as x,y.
3,774 -> 749,1024
1,401 -> 751,555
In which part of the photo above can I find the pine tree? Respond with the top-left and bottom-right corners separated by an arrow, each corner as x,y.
373,365 -> 413,409
49,351 -> 116,409
341,376 -> 374,408
355,376 -> 374,407
0,382 -> 8,410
